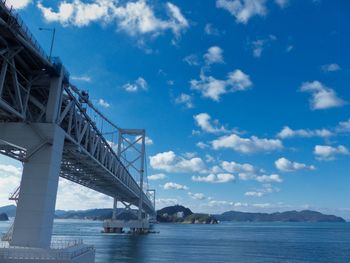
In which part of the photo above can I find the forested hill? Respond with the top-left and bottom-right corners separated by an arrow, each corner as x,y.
215,210 -> 346,222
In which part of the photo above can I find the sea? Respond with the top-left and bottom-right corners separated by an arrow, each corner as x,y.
1,219 -> 350,262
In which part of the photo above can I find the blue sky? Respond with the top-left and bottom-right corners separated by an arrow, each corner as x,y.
1,0 -> 349,218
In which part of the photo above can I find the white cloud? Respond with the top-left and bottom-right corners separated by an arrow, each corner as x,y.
196,142 -> 209,149
204,23 -> 220,36
228,70 -> 253,90
71,75 -> 91,82
194,113 -> 227,133
221,160 -> 257,180
38,0 -> 188,38
300,81 -> 346,110
336,119 -> 350,133
191,69 -> 252,101
0,164 -> 22,207
212,133 -> 283,153
210,165 -> 223,174
286,45 -> 293,52
164,2 -> 190,36
6,0 -> 31,9
256,174 -> 282,183
275,157 -> 316,172
98,99 -> 111,108
145,136 -> 153,145
245,191 -> 264,197
252,203 -> 273,208
136,135 -> 153,145
192,130 -> 201,136
275,0 -> 289,8
183,152 -> 196,159
123,77 -> 148,92
221,161 -> 255,174
204,200 -> 249,213
37,0 -> 107,26
245,184 -> 280,197
149,151 -> 206,173
216,0 -> 267,24
192,173 -> 235,183
163,182 -> 188,190
183,54 -> 199,66
204,46 -> 224,65
56,178 -> 112,210
205,154 -> 215,163
321,63 -> 341,72
314,145 -> 349,161
251,35 -> 276,58
252,39 -> 265,58
188,192 -> 206,200
237,173 -> 257,180
156,198 -> 178,208
191,74 -> 226,101
147,173 -> 166,181
0,164 -> 22,176
175,93 -> 194,109
277,126 -> 333,139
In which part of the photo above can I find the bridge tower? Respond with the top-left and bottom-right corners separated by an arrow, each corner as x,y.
103,129 -> 153,234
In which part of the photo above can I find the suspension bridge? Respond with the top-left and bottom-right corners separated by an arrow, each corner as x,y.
0,1 -> 155,262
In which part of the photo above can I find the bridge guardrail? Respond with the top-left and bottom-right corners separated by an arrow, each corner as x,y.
0,0 -> 49,62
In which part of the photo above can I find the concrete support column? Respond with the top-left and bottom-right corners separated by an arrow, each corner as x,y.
112,197 -> 117,220
10,124 -> 65,248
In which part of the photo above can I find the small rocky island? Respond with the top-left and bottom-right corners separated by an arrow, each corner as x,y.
157,205 -> 218,224
0,213 -> 9,221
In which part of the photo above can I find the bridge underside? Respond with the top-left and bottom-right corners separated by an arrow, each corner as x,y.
0,137 -> 152,214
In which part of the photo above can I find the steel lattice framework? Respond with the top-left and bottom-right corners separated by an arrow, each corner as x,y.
0,1 -> 154,214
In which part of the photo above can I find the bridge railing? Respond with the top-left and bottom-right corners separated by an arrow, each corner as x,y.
0,239 -> 94,260
0,0 -> 49,62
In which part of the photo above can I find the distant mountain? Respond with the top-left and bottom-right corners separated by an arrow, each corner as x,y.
0,213 -> 9,221
0,205 -> 345,223
216,210 -> 346,223
0,205 -> 16,217
0,206 -> 133,221
55,208 -> 140,220
56,208 -> 114,220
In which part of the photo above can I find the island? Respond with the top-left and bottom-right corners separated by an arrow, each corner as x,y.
157,205 -> 218,224
0,213 -> 9,221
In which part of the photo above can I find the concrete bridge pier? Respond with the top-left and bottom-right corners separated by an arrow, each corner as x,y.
0,123 -> 95,262
103,198 -> 150,234
11,124 -> 65,248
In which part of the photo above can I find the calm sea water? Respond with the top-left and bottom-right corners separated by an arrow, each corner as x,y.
1,219 -> 350,262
